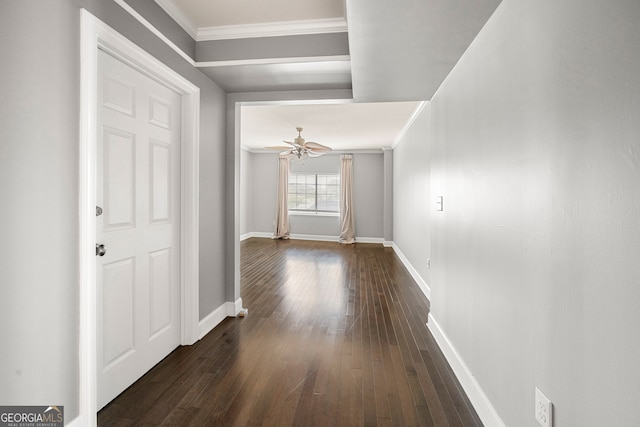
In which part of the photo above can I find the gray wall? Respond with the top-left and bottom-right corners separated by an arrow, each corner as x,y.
0,1 -> 80,415
245,151 -> 279,235
197,32 -> 349,62
243,152 -> 384,239
352,153 -> 384,239
394,0 -> 640,425
240,148 -> 253,236
382,149 -> 393,243
125,0 -> 195,58
0,0 -> 227,420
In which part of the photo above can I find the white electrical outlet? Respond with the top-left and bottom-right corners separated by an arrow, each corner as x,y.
535,387 -> 553,427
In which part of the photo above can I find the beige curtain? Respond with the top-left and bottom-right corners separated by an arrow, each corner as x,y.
273,154 -> 290,239
339,154 -> 355,244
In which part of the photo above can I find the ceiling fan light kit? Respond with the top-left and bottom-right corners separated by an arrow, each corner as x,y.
266,127 -> 332,163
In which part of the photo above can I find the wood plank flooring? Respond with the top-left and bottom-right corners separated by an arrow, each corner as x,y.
98,238 -> 482,426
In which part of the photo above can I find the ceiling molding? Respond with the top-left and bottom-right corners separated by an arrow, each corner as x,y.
195,55 -> 350,68
196,18 -> 348,41
243,147 -> 383,155
392,101 -> 428,148
155,0 -> 198,39
116,0 -> 195,65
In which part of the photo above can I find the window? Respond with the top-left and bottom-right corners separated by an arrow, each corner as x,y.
288,173 -> 340,214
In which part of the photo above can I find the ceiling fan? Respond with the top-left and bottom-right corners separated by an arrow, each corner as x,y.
266,127 -> 332,163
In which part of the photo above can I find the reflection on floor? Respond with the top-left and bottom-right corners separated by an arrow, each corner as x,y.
98,238 -> 482,426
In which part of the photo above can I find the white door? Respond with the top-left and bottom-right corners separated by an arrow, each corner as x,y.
96,49 -> 182,409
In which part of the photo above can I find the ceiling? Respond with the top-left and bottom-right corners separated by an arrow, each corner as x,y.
197,60 -> 352,94
165,0 -> 345,28
240,101 -> 421,151
155,0 -> 502,151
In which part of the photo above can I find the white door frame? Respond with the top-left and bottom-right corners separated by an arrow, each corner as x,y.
79,9 -> 200,427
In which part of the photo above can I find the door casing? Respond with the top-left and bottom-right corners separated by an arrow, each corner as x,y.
79,9 -> 200,427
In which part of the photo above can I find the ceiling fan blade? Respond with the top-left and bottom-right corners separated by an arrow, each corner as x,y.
304,141 -> 332,153
283,140 -> 302,147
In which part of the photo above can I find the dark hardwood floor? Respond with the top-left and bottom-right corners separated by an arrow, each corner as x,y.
98,238 -> 482,426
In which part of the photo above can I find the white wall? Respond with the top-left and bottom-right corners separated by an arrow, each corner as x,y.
393,104 -> 432,288
392,0 -> 640,425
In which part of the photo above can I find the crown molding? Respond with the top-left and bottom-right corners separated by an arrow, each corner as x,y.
197,18 -> 348,41
195,54 -> 350,68
392,101 -> 428,148
117,0 -> 194,64
155,0 -> 347,41
155,0 -> 198,39
243,147 -> 383,155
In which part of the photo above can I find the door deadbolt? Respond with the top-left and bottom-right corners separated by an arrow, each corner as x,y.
96,206 -> 103,216
96,244 -> 106,257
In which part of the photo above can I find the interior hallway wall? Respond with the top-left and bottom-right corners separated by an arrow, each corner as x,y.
247,152 -> 279,235
0,0 -> 227,420
240,148 -> 253,236
392,104 -> 432,290
427,0 -> 640,425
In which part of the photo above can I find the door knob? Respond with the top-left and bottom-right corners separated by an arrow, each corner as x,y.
96,244 -> 106,257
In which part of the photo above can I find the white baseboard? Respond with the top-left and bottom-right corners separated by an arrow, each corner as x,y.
228,297 -> 243,317
241,232 -> 336,242
391,243 -> 430,300
289,233 -> 338,242
355,237 -> 384,244
65,415 -> 83,427
242,232 -> 384,245
241,231 -> 272,240
383,240 -> 393,247
427,313 -> 505,427
198,303 -> 227,339
198,298 -> 243,339
289,234 -> 384,244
